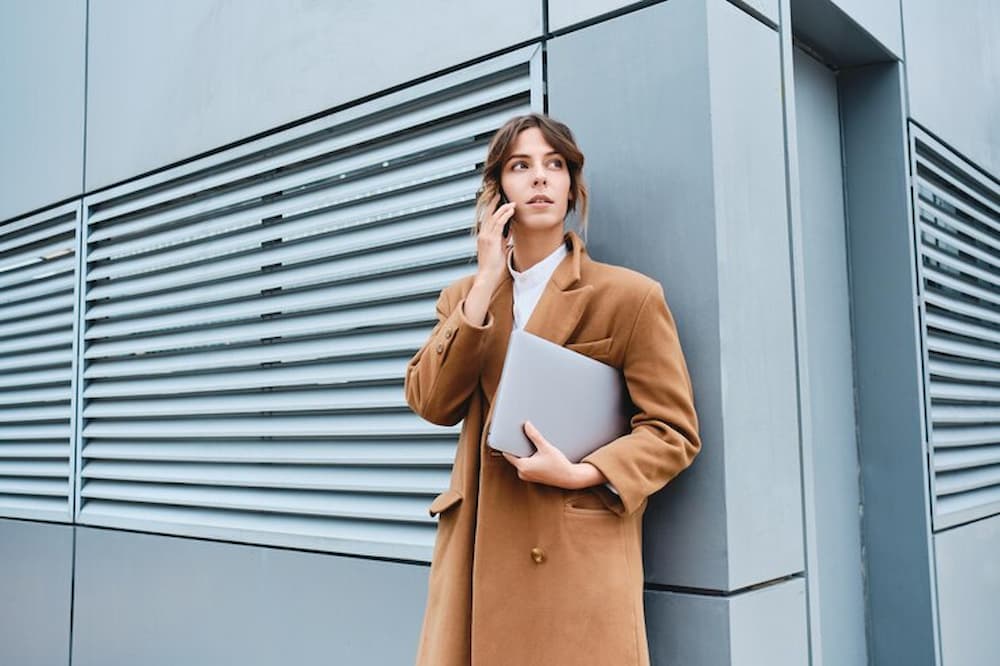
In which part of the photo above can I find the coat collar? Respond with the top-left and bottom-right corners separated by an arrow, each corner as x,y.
479,230 -> 592,404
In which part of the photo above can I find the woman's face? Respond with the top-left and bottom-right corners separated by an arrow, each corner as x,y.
499,127 -> 572,235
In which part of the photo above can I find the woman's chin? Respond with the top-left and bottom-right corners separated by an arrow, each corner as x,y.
512,216 -> 564,234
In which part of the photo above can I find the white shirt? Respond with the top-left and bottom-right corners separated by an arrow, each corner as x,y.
506,241 -> 620,497
507,242 -> 568,330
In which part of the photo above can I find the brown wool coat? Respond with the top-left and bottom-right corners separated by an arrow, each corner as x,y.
405,231 -> 701,666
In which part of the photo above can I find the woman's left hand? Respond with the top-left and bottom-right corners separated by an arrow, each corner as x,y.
502,421 -> 608,489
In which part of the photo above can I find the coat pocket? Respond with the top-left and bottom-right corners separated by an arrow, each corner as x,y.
428,488 -> 463,517
563,488 -> 617,517
565,336 -> 613,360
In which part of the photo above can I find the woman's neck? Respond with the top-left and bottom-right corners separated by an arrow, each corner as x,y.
510,226 -> 565,272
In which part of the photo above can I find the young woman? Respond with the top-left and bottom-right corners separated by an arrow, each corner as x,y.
405,113 -> 701,666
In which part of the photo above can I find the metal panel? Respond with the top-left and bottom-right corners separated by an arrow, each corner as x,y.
71,526 -> 428,666
705,0 -> 803,590
0,203 -> 80,522
0,519 -> 74,666
840,61 -> 939,666
645,578 -> 808,665
792,45 -> 868,666
549,0 -> 726,589
85,0 -> 543,190
789,0 -> 902,65
934,512 -> 1000,666
910,126 -> 1000,530
549,0 -> 800,592
548,0 -> 779,31
901,0 -> 1000,178
0,0 -> 86,221
75,46 -> 542,562
828,0 -> 901,57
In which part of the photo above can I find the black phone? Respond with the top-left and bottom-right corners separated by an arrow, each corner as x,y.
498,191 -> 512,238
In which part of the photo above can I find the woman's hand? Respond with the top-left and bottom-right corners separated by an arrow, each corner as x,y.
463,194 -> 515,325
502,421 -> 608,489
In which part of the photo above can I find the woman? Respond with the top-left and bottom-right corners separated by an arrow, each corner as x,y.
405,113 -> 701,665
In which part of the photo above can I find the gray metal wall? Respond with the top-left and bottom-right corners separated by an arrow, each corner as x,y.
0,520 -> 73,666
548,0 -> 779,29
935,513 -> 1000,666
901,0 -> 1000,177
2,1 -> 999,665
83,0 -> 542,192
70,527 -> 428,666
0,1 -> 85,221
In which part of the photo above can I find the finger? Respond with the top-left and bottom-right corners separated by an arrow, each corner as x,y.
478,194 -> 502,227
523,421 -> 551,450
502,452 -> 523,468
487,203 -> 516,234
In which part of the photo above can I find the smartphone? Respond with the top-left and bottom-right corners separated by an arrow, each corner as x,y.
498,191 -> 512,238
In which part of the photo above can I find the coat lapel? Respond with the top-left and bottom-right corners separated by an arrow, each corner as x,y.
479,231 -> 591,406
480,273 -> 513,404
523,232 -> 591,347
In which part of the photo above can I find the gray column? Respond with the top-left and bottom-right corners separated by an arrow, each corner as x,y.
549,0 -> 806,662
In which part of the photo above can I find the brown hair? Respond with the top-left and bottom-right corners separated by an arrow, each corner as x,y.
474,113 -> 589,235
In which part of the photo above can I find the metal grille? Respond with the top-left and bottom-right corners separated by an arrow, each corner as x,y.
77,47 -> 541,560
0,203 -> 80,522
911,126 -> 1000,530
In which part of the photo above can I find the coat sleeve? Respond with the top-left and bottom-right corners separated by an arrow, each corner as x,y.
404,284 -> 495,426
581,282 -> 701,516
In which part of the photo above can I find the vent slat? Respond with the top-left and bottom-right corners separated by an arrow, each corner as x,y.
81,481 -> 437,523
83,298 -> 437,363
81,461 -> 448,494
78,500 -> 436,561
83,439 -> 455,465
83,385 -> 408,418
81,413 -> 450,439
84,327 -> 426,379
0,254 -> 75,292
85,358 -> 408,399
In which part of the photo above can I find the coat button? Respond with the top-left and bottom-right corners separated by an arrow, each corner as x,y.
436,343 -> 444,353
444,328 -> 453,339
530,547 -> 545,564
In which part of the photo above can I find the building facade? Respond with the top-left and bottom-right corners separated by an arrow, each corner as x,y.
1,1 -> 998,664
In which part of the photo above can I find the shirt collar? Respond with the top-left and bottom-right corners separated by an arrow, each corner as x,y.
507,241 -> 569,289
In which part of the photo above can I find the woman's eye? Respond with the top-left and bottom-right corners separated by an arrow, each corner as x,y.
509,158 -> 563,170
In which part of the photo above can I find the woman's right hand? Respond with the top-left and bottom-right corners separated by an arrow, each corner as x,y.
476,193 -> 515,287
463,194 -> 515,325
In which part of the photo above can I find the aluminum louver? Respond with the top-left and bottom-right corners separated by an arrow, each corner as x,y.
911,126 -> 1000,530
77,47 -> 541,561
0,203 -> 80,522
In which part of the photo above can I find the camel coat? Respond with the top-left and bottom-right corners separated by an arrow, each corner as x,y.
405,231 -> 701,666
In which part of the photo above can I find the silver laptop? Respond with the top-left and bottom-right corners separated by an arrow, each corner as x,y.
487,329 -> 631,463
